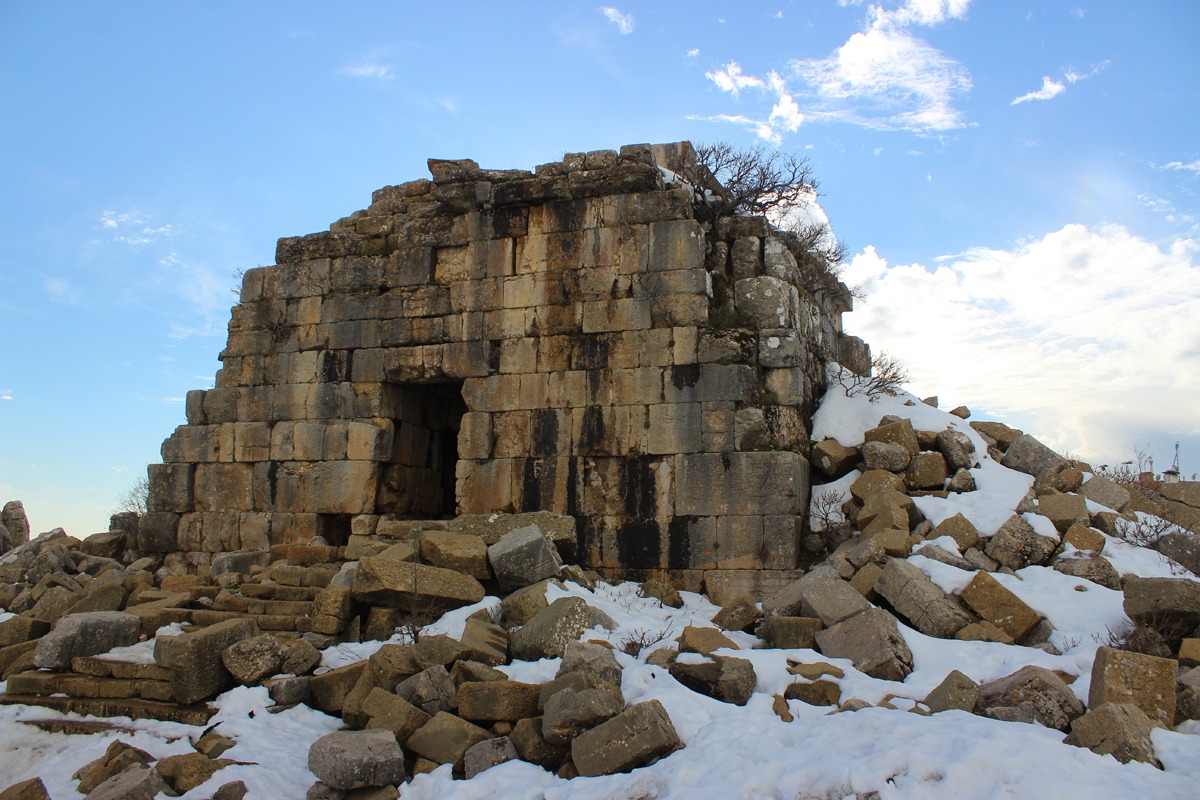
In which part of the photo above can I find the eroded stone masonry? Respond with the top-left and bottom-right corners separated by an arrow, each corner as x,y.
141,142 -> 869,593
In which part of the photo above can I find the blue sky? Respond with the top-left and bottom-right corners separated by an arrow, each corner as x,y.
2,1 -> 1198,537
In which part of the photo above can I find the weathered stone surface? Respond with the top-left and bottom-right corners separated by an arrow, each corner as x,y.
873,558 -> 972,638
1156,531 -> 1200,576
811,439 -> 858,478
931,513 -> 981,551
309,661 -> 367,715
0,778 -> 49,800
1036,494 -> 1089,533
281,639 -> 322,676
557,640 -> 623,687
405,712 -> 493,770
458,680 -> 540,722
678,625 -> 738,655
1053,555 -> 1120,589
1065,702 -> 1159,764
711,596 -> 762,633
500,579 -> 560,627
762,566 -> 870,626
543,685 -> 624,744
857,489 -> 920,531
511,716 -> 568,769
1001,435 -> 1067,478
73,740 -> 154,794
464,737 -> 519,778
862,441 -> 911,473
0,616 -> 50,648
156,752 -> 236,793
936,429 -> 976,472
667,654 -> 756,705
1122,577 -> 1200,637
906,452 -> 948,491
864,419 -> 919,456
419,531 -> 490,580
759,616 -> 822,649
1161,481 -> 1200,509
266,675 -> 311,705
510,597 -> 597,661
985,515 -> 1058,570
351,556 -> 485,611
222,633 -> 284,686
33,611 -> 139,671
308,729 -> 406,790
977,665 -> 1083,730
1088,646 -> 1177,728
571,699 -> 681,777
396,665 -> 458,716
364,687 -> 432,742
925,669 -> 979,713
1079,476 -> 1131,513
458,617 -> 508,667
849,470 -> 907,503
167,618 -> 259,704
814,608 -> 913,681
959,570 -> 1041,642
86,764 -> 169,800
487,525 -> 562,592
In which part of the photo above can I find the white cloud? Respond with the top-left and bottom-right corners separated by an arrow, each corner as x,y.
686,48 -> 700,58
840,225 -> 1200,463
44,277 -> 81,304
706,62 -> 763,97
339,62 -> 393,80
600,6 -> 634,34
1160,160 -> 1200,175
1011,76 -> 1065,104
701,1 -> 972,139
1064,61 -> 1109,84
99,211 -> 175,245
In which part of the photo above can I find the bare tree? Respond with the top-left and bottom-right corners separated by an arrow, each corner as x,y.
835,352 -> 911,399
115,475 -> 149,516
689,141 -> 819,218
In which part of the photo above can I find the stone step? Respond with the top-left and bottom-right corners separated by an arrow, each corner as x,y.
189,609 -> 303,631
0,693 -> 214,726
19,718 -> 139,736
71,656 -> 171,682
238,584 -> 320,601
6,670 -> 173,703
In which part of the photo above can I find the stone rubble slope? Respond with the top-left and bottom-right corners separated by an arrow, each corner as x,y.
2,377 -> 1200,797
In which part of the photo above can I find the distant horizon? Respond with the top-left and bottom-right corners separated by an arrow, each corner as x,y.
2,1 -> 1197,537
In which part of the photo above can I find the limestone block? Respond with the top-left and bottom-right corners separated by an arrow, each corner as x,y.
759,616 -> 822,649
730,236 -> 762,280
1036,494 -> 1090,533
1062,522 -> 1105,554
715,516 -> 765,570
678,625 -> 738,655
1088,646 -> 1177,728
763,367 -> 807,407
419,531 -> 490,580
874,558 -> 972,639
222,634 -> 284,686
352,557 -> 485,611
488,525 -> 562,592
364,688 -> 432,742
572,699 -> 681,777
762,566 -> 870,626
33,611 -> 139,671
1002,434 -> 1068,478
734,276 -> 798,329
169,618 -> 260,705
405,712 -> 492,771
969,421 -> 1023,449
396,665 -> 458,716
864,419 -> 920,456
194,463 -> 255,512
936,429 -> 977,472
664,363 -> 759,405
233,422 -> 272,462
905,452 -> 948,491
849,470 -> 907,504
977,665 -> 1083,731
87,763 -> 170,800
510,597 -> 597,661
675,451 -> 807,517
985,514 -> 1058,569
1156,531 -> 1200,575
814,607 -> 913,682
811,439 -> 859,478
1065,703 -> 1159,764
1079,475 -> 1131,513
667,653 -> 756,706
458,680 -> 541,723
1122,577 -> 1200,635
147,463 -> 194,513
138,512 -> 180,554
959,571 -> 1041,642
1053,555 -> 1120,589
649,219 -> 704,272
308,729 -> 406,791
862,441 -> 911,473
925,670 -> 980,713
646,402 -> 704,455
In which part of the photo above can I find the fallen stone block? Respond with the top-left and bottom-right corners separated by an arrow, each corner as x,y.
510,716 -> 568,770
1079,475 -> 1131,513
1036,494 -> 1090,533
510,597 -> 598,661
1088,646 -> 1177,729
351,556 -> 485,612
711,595 -> 762,632
364,687 -> 432,742
156,752 -> 236,793
1052,555 -> 1120,589
168,618 -> 259,705
222,633 -> 284,686
500,578 -> 561,626
73,740 -> 154,794
88,763 -> 170,800
464,737 -> 519,779
396,664 -> 457,716
419,531 -> 490,580
762,565 -> 870,627
873,558 -> 972,639
571,699 -> 681,777
678,625 -> 738,655
925,669 -> 979,713
985,515 -> 1058,570
814,608 -> 913,682
1155,531 -> 1200,577
33,611 -> 139,671
783,679 -> 840,706
0,778 -> 49,800
1122,577 -> 1200,639
487,525 -> 562,592
668,654 -> 757,706
542,685 -> 624,744
977,665 -> 1083,731
457,680 -> 541,723
862,441 -> 911,473
308,729 -> 406,791
958,570 -> 1041,642
1001,434 -> 1067,478
458,617 -> 508,666
811,439 -> 859,478
405,712 -> 493,771
557,640 -> 623,688
1065,702 -> 1159,765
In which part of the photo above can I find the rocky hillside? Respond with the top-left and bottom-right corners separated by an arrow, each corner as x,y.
1,367 -> 1199,799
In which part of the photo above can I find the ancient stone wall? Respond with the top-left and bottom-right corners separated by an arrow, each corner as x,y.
141,142 -> 870,591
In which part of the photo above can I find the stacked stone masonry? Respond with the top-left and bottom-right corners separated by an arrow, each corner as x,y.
143,142 -> 869,586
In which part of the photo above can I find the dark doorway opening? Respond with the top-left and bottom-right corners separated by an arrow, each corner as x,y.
376,382 -> 467,518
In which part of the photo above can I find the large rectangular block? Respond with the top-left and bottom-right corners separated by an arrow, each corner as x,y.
664,364 -> 759,404
194,463 -> 255,512
675,452 -> 807,516
648,219 -> 704,272
645,403 -> 703,455
147,463 -> 194,513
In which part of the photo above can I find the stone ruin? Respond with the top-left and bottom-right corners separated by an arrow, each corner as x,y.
139,141 -> 870,597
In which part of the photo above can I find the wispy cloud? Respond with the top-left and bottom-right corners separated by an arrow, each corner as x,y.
339,62 -> 394,80
686,48 -> 700,58
701,0 -> 973,140
600,6 -> 634,35
44,277 -> 82,305
1159,159 -> 1200,175
99,211 -> 175,245
841,224 -> 1200,462
1011,76 -> 1065,104
1012,61 -> 1108,105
